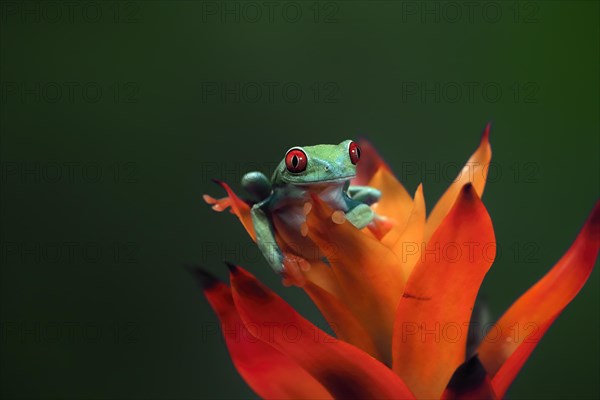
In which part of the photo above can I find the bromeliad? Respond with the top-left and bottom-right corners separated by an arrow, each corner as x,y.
198,124 -> 599,399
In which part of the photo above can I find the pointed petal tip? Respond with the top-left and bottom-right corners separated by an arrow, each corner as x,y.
414,182 -> 425,204
413,183 -> 425,202
211,178 -> 225,187
583,200 -> 600,242
589,199 -> 600,225
481,121 -> 492,143
185,265 -> 220,290
224,260 -> 240,274
460,182 -> 478,201
446,354 -> 488,392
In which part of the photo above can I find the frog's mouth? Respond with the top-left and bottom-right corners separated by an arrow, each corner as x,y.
284,175 -> 355,185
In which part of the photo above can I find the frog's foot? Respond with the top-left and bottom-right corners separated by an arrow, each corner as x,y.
281,253 -> 311,287
345,203 -> 375,229
203,194 -> 235,214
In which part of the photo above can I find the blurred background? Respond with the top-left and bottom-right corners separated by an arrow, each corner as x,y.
1,1 -> 598,399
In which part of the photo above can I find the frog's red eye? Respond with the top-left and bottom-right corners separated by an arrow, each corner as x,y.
349,141 -> 361,165
285,148 -> 307,173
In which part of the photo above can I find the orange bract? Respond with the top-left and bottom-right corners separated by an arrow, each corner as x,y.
392,184 -> 495,399
199,125 -> 599,399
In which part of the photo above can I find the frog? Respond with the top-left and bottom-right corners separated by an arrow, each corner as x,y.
240,139 -> 382,284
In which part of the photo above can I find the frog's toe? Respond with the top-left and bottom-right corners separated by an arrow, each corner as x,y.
331,210 -> 346,224
345,203 -> 375,229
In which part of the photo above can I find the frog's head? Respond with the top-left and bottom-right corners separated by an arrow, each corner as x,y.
278,139 -> 361,185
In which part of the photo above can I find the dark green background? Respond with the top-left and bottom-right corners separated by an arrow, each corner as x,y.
1,1 -> 598,399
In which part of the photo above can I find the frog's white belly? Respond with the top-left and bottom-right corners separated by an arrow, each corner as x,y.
273,183 -> 347,227
270,183 -> 348,260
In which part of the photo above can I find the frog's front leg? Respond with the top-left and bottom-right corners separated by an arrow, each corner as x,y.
251,201 -> 284,274
347,185 -> 381,205
251,202 -> 310,285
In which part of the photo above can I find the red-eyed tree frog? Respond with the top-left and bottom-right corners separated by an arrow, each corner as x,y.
241,140 -> 382,284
